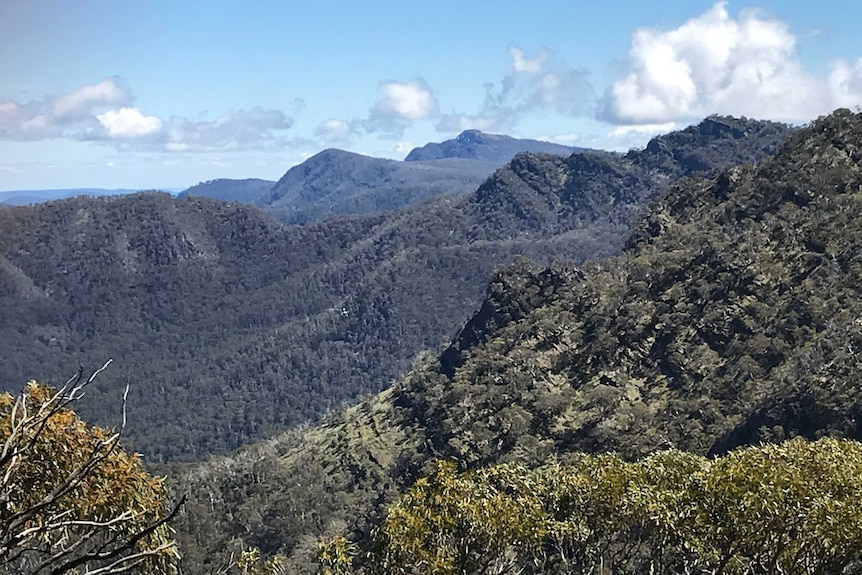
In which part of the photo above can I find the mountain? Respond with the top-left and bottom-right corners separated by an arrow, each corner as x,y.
262,130 -> 581,225
404,129 -> 580,163
168,109 -> 862,573
262,149 -> 487,224
177,178 -> 275,204
0,188 -> 142,206
0,115 -> 791,464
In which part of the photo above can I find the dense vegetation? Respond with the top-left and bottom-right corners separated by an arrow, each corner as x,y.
0,116 -> 788,461
168,110 -> 862,573
331,438 -> 862,574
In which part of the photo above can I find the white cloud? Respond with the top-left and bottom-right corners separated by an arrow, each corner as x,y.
509,46 -> 545,73
313,118 -> 360,144
605,2 -> 862,124
315,119 -> 352,137
52,79 -> 130,118
435,113 -> 501,133
829,58 -> 862,108
363,78 -> 439,138
0,79 -> 134,141
0,80 -> 298,152
161,107 -> 295,151
436,45 -> 593,134
374,80 -> 437,120
97,107 -> 162,138
608,122 -> 677,137
575,122 -> 678,153
535,132 -> 581,145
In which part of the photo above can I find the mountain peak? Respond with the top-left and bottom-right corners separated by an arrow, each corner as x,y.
456,129 -> 486,142
404,131 -> 578,163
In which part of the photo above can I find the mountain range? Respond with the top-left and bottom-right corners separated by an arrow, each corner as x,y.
0,116 -> 791,462
167,109 -> 862,573
179,130 -> 582,224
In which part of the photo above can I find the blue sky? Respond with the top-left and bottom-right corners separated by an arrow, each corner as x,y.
1,1 -> 860,190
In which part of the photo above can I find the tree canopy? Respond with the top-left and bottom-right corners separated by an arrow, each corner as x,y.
0,366 -> 182,575
325,438 -> 862,575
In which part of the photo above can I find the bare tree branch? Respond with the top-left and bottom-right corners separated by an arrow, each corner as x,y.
0,362 -> 183,575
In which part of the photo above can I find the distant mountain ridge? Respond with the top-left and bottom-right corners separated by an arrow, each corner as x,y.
0,188 -> 143,206
176,178 -> 274,204
181,130 -> 582,224
262,149 -> 490,224
404,129 -> 580,163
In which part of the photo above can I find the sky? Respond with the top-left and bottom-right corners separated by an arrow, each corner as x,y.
1,1 -> 861,191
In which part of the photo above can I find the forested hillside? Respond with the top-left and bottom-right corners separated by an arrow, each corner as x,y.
169,109 -> 862,573
177,178 -> 275,204
0,116 -> 790,461
262,149 -> 487,224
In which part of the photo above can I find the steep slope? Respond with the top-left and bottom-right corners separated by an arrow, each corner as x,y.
177,178 -> 275,204
0,116 -> 791,463
170,109 -> 860,574
404,129 -> 578,163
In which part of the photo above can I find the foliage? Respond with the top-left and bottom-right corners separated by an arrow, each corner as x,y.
0,366 -> 182,575
339,438 -> 862,574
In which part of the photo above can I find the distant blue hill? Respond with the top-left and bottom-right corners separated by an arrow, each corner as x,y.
404,129 -> 582,163
0,188 -> 145,206
177,178 -> 275,204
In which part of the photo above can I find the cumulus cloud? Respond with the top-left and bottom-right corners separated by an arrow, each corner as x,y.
509,46 -> 546,74
436,45 -> 593,134
829,58 -> 862,108
364,79 -> 438,137
0,79 -> 144,141
97,107 -> 162,138
52,79 -> 131,118
374,80 -> 437,120
0,79 -> 298,152
313,118 -> 361,145
604,2 -> 862,124
160,107 -> 294,152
